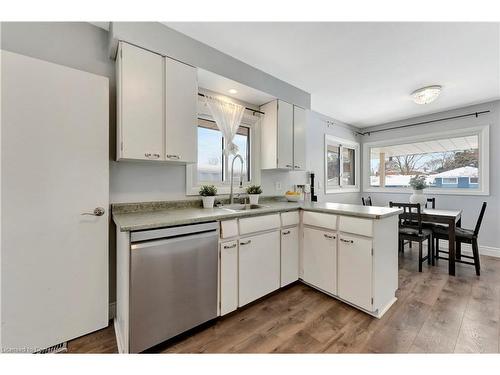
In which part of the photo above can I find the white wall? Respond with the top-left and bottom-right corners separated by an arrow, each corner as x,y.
360,100 -> 500,251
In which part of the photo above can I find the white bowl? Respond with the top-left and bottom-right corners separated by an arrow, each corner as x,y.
285,194 -> 301,202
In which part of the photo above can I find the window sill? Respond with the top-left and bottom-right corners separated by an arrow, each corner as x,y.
325,187 -> 360,194
362,187 -> 490,196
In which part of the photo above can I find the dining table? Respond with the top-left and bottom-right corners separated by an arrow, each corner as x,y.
419,208 -> 463,276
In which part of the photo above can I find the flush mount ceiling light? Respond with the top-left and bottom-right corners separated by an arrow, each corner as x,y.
228,88 -> 238,94
411,85 -> 442,104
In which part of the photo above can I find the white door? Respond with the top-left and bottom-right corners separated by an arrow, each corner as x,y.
280,227 -> 299,287
293,105 -> 306,171
338,234 -> 373,311
1,51 -> 109,352
277,100 -> 294,169
302,227 -> 337,295
239,231 -> 280,306
220,241 -> 238,315
165,57 -> 198,163
117,42 -> 164,161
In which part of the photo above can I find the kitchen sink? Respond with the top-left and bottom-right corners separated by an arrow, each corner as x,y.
219,204 -> 269,212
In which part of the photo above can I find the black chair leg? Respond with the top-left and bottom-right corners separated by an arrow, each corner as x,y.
472,239 -> 480,276
456,240 -> 462,260
435,238 -> 439,263
409,241 -> 412,249
428,237 -> 432,265
418,241 -> 423,272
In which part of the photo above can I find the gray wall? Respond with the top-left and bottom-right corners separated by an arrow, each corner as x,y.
360,100 -> 500,250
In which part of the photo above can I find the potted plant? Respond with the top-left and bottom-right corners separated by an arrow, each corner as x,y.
199,185 -> 217,208
409,175 -> 428,207
246,185 -> 263,205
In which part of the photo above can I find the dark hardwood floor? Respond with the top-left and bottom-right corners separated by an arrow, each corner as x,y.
67,245 -> 500,353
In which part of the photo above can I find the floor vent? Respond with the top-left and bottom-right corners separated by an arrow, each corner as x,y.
35,342 -> 67,354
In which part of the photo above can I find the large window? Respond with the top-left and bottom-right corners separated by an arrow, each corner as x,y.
364,126 -> 489,195
325,135 -> 360,193
197,119 -> 250,183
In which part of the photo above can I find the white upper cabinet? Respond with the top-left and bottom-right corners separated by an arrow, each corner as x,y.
164,57 -> 197,163
260,99 -> 306,170
116,42 -> 198,163
117,42 -> 164,161
293,105 -> 306,171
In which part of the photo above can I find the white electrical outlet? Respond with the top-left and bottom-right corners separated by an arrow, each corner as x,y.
275,182 -> 282,191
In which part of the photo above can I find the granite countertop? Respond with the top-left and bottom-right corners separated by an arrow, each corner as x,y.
112,199 -> 402,232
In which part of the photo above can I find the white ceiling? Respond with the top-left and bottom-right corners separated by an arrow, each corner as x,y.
164,22 -> 500,127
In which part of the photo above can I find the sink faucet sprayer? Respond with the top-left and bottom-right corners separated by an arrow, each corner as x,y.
229,154 -> 244,204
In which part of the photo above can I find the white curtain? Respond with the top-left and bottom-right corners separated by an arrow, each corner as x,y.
205,96 -> 245,156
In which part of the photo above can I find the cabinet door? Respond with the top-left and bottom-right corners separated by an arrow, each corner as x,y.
117,42 -> 164,161
277,100 -> 294,169
338,234 -> 373,311
293,105 -> 306,171
302,227 -> 337,295
281,227 -> 299,287
165,57 -> 198,163
220,241 -> 238,315
239,231 -> 280,306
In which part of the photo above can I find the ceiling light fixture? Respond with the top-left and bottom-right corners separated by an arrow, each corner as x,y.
228,88 -> 238,94
411,85 -> 442,104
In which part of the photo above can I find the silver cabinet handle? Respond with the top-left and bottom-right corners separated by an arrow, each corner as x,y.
286,164 -> 293,168
223,243 -> 237,249
81,207 -> 105,216
340,238 -> 354,244
282,230 -> 291,235
167,154 -> 180,160
240,240 -> 252,246
144,153 -> 152,158
145,153 -> 160,159
153,153 -> 160,158
324,233 -> 336,239
294,165 -> 301,169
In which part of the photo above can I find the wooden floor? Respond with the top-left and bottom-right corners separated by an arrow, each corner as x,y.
68,245 -> 500,353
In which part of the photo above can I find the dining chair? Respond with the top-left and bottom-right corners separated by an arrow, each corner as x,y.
361,196 -> 372,206
425,197 -> 436,209
433,202 -> 487,276
389,202 -> 434,272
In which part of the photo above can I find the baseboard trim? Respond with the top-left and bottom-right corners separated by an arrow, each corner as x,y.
434,240 -> 500,258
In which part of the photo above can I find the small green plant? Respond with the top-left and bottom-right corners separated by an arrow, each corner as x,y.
246,185 -> 262,195
409,175 -> 427,190
199,185 -> 217,196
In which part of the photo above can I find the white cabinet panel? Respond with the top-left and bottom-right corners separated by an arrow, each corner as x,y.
117,42 -> 164,161
220,219 -> 238,239
293,106 -> 306,171
339,216 -> 373,237
277,100 -> 294,169
239,214 -> 281,235
165,57 -> 197,163
303,211 -> 337,230
302,227 -> 337,295
220,241 -> 238,315
239,231 -> 280,306
338,234 -> 373,311
281,227 -> 299,287
281,211 -> 300,227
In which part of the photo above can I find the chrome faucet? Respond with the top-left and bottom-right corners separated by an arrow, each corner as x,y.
229,154 -> 245,204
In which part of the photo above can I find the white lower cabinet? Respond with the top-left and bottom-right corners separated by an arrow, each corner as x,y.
280,226 -> 299,287
220,240 -> 238,316
338,234 -> 373,311
302,227 -> 337,295
238,231 -> 280,307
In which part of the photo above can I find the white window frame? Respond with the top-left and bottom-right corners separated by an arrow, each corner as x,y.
362,125 -> 490,196
325,135 -> 360,194
186,118 -> 261,196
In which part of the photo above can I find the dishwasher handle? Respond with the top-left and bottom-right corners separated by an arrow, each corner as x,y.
131,230 -> 218,250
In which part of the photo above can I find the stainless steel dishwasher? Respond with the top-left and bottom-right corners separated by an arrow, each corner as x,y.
129,222 -> 219,353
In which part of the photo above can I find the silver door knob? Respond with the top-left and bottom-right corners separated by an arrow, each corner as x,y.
81,207 -> 105,216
